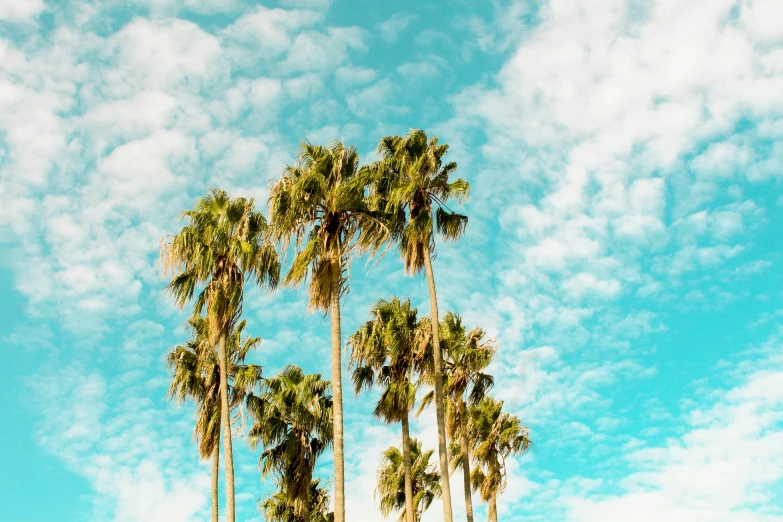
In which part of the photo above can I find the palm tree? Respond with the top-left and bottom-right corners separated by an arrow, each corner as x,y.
247,365 -> 333,522
439,313 -> 495,522
269,141 -> 388,522
466,398 -> 532,522
348,297 -> 428,522
371,129 -> 469,522
166,316 -> 263,522
260,479 -> 334,522
377,438 -> 441,522
161,189 -> 280,522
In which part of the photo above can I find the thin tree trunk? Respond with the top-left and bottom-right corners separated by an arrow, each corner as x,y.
218,334 -> 236,522
401,412 -> 415,522
459,400 -> 474,522
488,492 -> 497,522
422,245 -> 454,522
330,265 -> 346,522
211,440 -> 220,522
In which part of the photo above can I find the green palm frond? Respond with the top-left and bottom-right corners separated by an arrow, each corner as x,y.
348,297 -> 428,424
415,390 -> 435,419
249,365 -> 333,522
367,129 -> 469,275
464,397 -> 532,502
260,478 -> 334,522
376,438 -> 441,522
269,141 -> 389,313
161,188 -> 280,341
417,312 -> 497,423
166,312 -> 264,459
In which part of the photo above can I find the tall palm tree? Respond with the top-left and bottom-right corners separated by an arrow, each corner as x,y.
371,129 -> 469,522
377,438 -> 441,522
269,141 -> 388,522
348,297 -> 428,522
466,398 -> 532,522
161,189 -> 280,522
261,479 -> 334,522
166,316 -> 263,522
247,365 -> 333,522
440,313 -> 495,522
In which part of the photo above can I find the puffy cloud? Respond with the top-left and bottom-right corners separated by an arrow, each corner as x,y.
281,27 -> 364,73
222,5 -> 322,55
109,18 -> 222,91
0,0 -> 44,20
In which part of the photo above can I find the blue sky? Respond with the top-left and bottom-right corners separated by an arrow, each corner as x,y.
1,0 -> 783,521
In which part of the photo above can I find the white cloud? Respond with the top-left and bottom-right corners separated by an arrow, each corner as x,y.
110,18 -> 222,91
226,77 -> 284,113
443,0 -> 783,360
0,0 -> 44,20
692,140 -> 753,180
32,365 -> 211,522
221,5 -> 321,55
281,27 -> 364,72
347,79 -> 393,117
335,65 -> 376,86
741,0 -> 783,43
379,13 -> 417,42
562,272 -> 622,300
662,244 -> 745,275
100,461 -> 209,522
93,130 -> 193,210
673,200 -> 763,242
285,73 -> 324,99
397,60 -> 440,77
80,91 -> 179,149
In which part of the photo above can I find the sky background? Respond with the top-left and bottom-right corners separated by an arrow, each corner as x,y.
1,0 -> 783,521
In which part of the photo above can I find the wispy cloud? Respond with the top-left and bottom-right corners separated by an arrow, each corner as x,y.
378,13 -> 417,42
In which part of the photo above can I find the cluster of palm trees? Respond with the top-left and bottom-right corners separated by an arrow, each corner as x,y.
161,130 -> 532,522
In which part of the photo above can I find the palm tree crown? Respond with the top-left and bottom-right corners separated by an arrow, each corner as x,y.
467,398 -> 532,522
439,313 -> 496,435
349,297 -> 427,423
261,478 -> 334,522
377,438 -> 441,522
161,188 -> 279,337
166,315 -> 263,522
372,129 -> 469,273
248,365 -> 333,522
268,141 -> 387,310
167,316 -> 262,457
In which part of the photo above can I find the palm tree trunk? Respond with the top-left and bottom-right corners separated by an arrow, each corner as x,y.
330,265 -> 346,522
303,465 -> 315,522
211,440 -> 220,522
488,491 -> 497,522
422,245 -> 454,522
401,412 -> 415,522
459,400 -> 474,522
218,333 -> 236,522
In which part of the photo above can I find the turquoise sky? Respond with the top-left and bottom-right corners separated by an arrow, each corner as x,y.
1,0 -> 783,521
